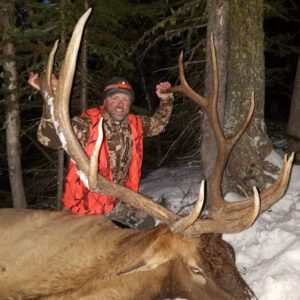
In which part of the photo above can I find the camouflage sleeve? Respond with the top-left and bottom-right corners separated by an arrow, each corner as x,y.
139,96 -> 174,137
37,102 -> 91,149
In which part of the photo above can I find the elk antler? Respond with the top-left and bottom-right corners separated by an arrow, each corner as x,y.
41,9 -> 293,237
163,34 -> 294,238
42,8 -> 206,230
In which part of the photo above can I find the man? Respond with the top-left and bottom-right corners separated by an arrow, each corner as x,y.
28,74 -> 174,227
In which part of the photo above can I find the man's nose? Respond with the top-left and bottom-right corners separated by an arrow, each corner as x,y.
116,101 -> 124,108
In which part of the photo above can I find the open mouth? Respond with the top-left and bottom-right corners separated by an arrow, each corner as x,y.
113,110 -> 125,115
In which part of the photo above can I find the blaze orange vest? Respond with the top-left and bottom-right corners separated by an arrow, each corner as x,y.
62,106 -> 143,215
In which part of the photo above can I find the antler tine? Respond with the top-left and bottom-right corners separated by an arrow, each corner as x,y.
259,153 -> 294,210
171,181 -> 205,233
88,118 -> 104,192
259,153 -> 294,212
208,91 -> 255,207
182,186 -> 260,238
55,8 -> 92,164
45,40 -> 59,97
52,8 -> 180,226
164,51 -> 208,108
227,91 -> 255,146
229,153 -> 294,213
38,40 -> 59,98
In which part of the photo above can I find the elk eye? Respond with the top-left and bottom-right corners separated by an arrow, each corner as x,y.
190,266 -> 204,276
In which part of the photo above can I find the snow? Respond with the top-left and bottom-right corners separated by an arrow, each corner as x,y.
139,150 -> 300,300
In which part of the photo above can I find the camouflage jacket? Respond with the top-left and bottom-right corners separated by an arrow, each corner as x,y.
37,97 -> 174,185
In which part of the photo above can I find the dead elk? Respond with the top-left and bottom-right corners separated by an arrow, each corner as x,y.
0,8 -> 293,300
1,207 -> 254,300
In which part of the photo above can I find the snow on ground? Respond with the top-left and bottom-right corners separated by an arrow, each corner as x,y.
139,150 -> 300,300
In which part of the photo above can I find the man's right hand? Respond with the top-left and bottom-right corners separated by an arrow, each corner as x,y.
28,72 -> 58,92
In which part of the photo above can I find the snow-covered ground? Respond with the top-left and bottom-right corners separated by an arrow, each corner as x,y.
139,150 -> 300,300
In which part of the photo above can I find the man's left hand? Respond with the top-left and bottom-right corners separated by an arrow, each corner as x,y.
155,82 -> 173,101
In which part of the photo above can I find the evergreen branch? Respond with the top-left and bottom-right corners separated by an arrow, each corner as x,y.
130,0 -> 206,58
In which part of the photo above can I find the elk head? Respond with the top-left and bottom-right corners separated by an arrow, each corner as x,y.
39,8 -> 293,300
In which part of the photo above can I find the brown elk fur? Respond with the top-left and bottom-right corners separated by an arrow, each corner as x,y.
0,208 -> 255,299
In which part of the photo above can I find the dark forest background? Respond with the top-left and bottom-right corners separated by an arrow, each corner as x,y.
0,0 -> 299,209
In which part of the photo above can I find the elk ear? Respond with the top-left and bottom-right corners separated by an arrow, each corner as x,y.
118,255 -> 170,275
117,260 -> 147,275
117,225 -> 174,275
117,245 -> 172,275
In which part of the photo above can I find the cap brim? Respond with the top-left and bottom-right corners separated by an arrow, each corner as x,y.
104,89 -> 135,102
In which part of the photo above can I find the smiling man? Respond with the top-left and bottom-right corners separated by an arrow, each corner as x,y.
29,75 -> 174,227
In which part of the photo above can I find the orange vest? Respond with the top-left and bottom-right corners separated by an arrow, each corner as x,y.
62,106 -> 143,215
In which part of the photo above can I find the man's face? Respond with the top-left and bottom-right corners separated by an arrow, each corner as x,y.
104,93 -> 131,122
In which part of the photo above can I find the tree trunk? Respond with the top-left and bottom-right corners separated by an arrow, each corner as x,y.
1,2 -> 27,208
224,0 -> 275,195
287,54 -> 300,138
201,0 -> 229,198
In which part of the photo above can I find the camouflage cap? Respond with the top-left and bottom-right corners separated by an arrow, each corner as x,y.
103,76 -> 135,102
